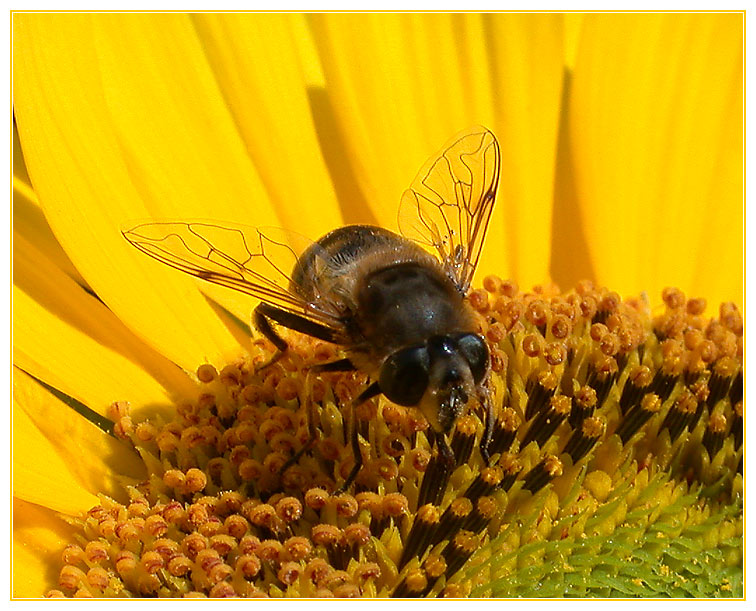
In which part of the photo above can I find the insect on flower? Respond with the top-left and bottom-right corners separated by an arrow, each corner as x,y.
123,126 -> 501,490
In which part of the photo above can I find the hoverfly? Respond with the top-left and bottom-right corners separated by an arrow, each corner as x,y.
123,126 -> 500,490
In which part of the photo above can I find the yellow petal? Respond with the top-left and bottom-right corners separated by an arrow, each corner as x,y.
13,498 -> 78,598
14,367 -> 146,501
12,119 -> 30,185
13,14 -> 265,368
310,14 -> 564,286
13,402 -> 99,515
563,13 -> 584,69
567,14 -> 742,308
550,48 -> 597,291
13,123 -> 87,287
481,13 -> 565,286
14,224 -> 196,401
310,13 -> 443,229
690,57 -> 743,312
13,285 -> 173,418
193,13 -> 343,238
13,178 -> 88,288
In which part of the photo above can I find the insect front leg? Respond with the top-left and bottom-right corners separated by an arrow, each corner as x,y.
253,302 -> 342,373
339,382 -> 382,492
477,386 -> 494,464
432,428 -> 456,469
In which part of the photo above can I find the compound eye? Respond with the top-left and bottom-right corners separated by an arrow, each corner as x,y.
456,333 -> 489,383
379,346 -> 430,406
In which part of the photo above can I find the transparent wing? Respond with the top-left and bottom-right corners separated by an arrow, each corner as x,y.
399,126 -> 500,294
122,220 -> 345,333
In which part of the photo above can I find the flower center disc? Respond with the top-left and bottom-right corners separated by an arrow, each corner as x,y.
47,279 -> 743,598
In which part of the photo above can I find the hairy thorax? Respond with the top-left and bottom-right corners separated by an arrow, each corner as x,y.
291,225 -> 477,372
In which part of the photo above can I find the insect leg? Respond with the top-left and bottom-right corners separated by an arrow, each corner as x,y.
253,304 -> 288,370
478,387 -> 494,464
303,359 -> 357,459
278,358 -> 357,483
311,358 -> 356,373
253,302 -> 341,372
433,429 -> 456,469
339,382 -> 382,492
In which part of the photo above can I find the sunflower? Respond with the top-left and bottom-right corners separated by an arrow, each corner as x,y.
12,12 -> 742,598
